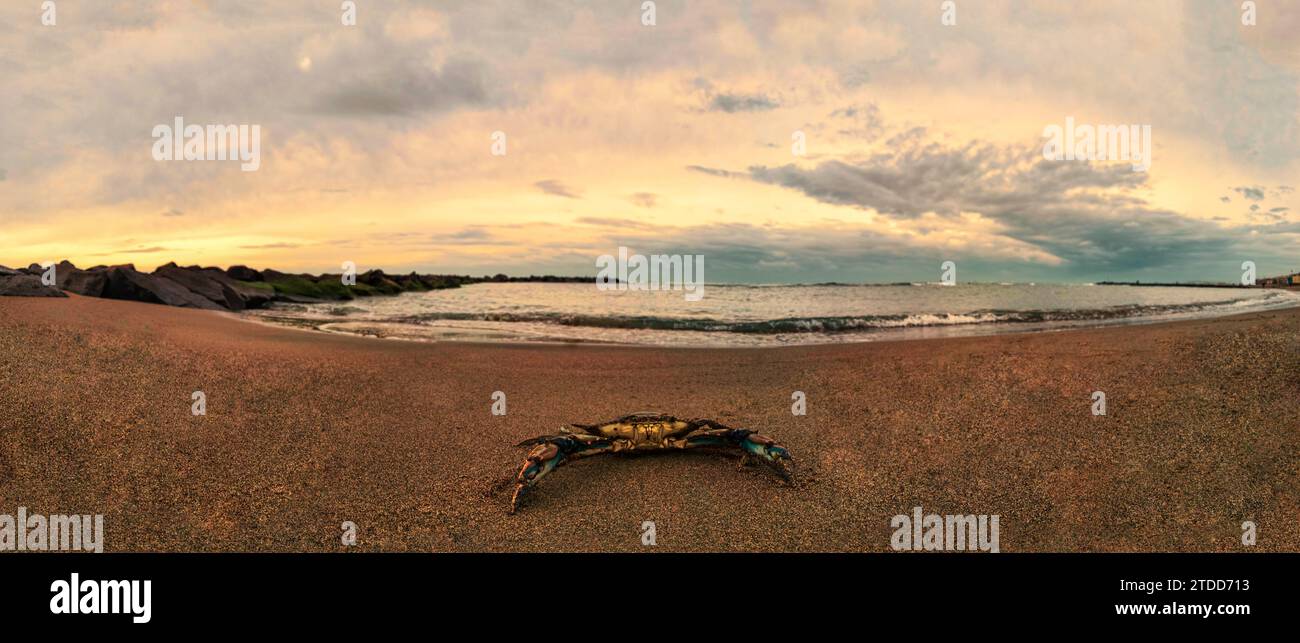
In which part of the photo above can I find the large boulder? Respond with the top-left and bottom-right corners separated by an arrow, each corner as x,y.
417,274 -> 466,290
54,260 -> 108,297
0,272 -> 67,297
170,264 -> 275,309
198,268 -> 275,310
226,265 -> 263,282
358,269 -> 403,294
154,263 -> 241,309
390,272 -> 432,292
259,269 -> 354,301
259,269 -> 294,282
102,265 -> 224,310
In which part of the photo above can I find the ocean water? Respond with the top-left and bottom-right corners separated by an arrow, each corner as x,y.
246,283 -> 1300,347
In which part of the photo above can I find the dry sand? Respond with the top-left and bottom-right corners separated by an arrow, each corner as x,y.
1,294 -> 1297,552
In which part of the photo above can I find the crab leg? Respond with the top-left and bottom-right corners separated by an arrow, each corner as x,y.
509,434 -> 613,513
679,428 -> 795,480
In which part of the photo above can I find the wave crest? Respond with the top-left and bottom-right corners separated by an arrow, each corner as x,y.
390,291 -> 1297,335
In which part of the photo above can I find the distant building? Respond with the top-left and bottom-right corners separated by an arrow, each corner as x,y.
1258,272 -> 1300,287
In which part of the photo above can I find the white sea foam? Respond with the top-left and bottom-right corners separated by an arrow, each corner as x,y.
245,284 -> 1300,347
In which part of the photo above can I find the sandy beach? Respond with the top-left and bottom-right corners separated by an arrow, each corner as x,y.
1,294 -> 1297,552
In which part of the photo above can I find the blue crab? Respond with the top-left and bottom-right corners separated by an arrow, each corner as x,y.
510,413 -> 793,512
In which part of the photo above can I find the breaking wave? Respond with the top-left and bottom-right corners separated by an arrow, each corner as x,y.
392,290 -> 1298,335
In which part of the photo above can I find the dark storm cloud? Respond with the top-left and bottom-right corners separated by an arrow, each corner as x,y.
744,140 -> 1251,275
1254,220 -> 1300,234
597,221 -> 929,283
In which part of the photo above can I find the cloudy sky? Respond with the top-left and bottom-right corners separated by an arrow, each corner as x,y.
1,0 -> 1298,283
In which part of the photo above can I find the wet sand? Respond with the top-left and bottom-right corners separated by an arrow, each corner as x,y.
1,294 -> 1297,552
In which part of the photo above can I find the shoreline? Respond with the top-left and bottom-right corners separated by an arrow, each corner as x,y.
247,300 -> 1296,351
239,291 -> 1300,349
3,294 -> 1298,552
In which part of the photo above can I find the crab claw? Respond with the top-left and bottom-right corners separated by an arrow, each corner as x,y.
510,442 -> 564,513
740,433 -> 795,480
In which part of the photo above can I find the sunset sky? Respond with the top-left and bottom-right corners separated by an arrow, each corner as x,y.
1,0 -> 1298,283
